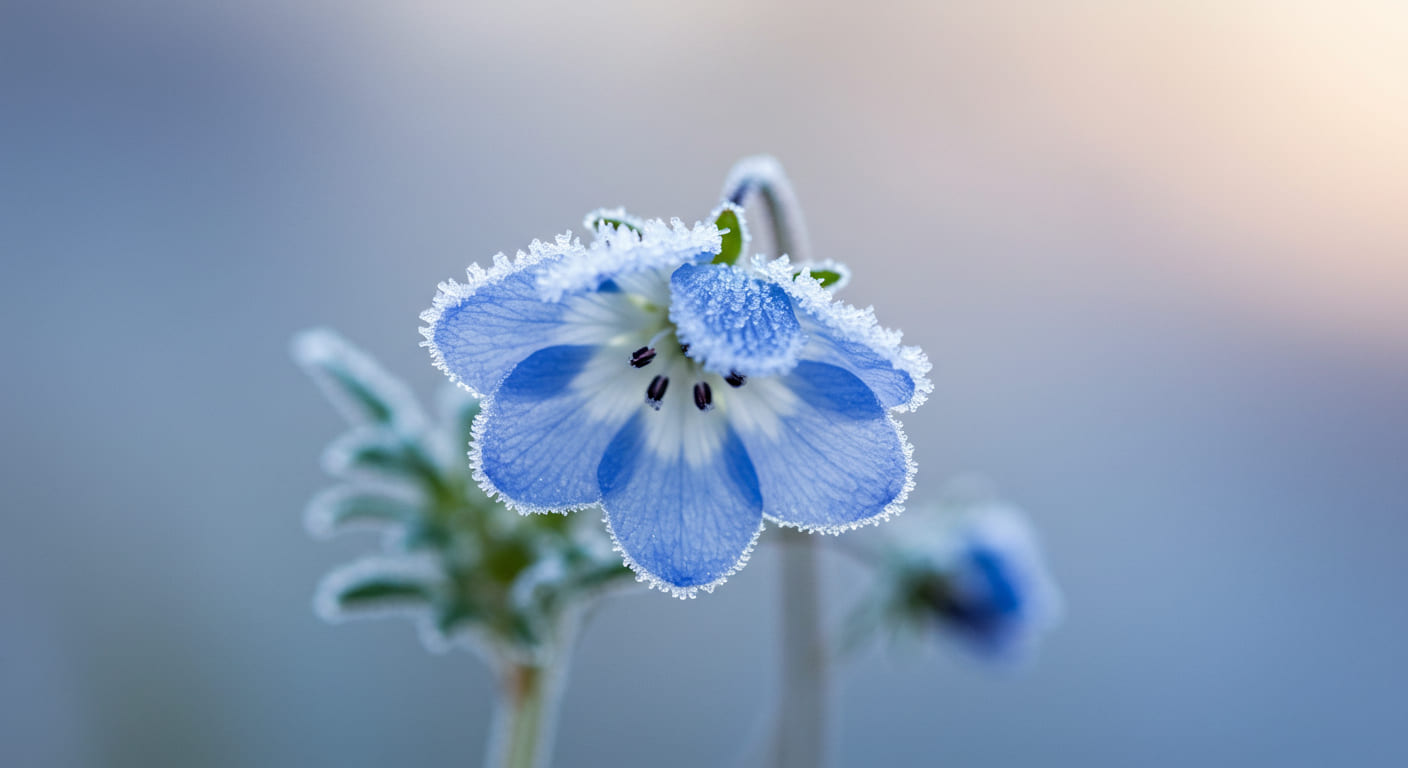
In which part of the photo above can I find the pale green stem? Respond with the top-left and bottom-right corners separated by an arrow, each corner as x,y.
487,660 -> 560,768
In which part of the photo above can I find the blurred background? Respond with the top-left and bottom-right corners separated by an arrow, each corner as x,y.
3,1 -> 1406,765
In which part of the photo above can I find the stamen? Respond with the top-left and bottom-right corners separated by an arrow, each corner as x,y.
693,382 -> 713,411
679,343 -> 691,356
645,375 -> 669,410
725,371 -> 747,388
645,328 -> 673,349
630,346 -> 656,368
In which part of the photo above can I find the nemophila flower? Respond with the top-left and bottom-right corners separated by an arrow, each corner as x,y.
421,206 -> 930,598
873,501 -> 1062,660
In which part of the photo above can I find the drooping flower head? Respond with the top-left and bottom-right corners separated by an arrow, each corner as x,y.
420,165 -> 931,597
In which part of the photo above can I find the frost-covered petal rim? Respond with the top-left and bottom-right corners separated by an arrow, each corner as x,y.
419,234 -> 585,398
757,254 -> 932,412
596,412 -> 766,599
601,513 -> 766,600
732,360 -> 916,533
536,218 -> 722,302
470,344 -> 643,514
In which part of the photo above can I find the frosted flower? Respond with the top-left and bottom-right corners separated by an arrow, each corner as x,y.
421,208 -> 930,597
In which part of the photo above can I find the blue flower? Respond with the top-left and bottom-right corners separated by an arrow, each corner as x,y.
897,502 -> 1061,659
420,212 -> 930,597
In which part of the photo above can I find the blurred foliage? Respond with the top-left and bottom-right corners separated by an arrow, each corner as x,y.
294,328 -> 634,664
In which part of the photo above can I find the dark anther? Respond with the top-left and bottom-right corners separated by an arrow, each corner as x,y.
630,346 -> 656,368
693,382 -> 713,411
645,375 -> 669,409
724,371 -> 747,388
679,343 -> 691,355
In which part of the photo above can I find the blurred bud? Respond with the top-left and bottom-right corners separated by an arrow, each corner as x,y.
914,503 -> 1061,658
856,488 -> 1061,663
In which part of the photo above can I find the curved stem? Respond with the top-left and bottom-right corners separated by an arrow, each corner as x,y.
724,156 -> 830,768
721,156 -> 813,263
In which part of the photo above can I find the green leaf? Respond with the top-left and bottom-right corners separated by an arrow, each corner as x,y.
337,579 -> 434,608
585,208 -> 643,235
789,261 -> 849,290
434,598 -> 482,635
323,427 -> 443,489
711,204 -> 746,265
292,328 -> 426,429
306,487 -> 423,537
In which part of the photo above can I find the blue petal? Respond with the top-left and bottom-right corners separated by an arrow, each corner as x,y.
598,412 -> 764,593
668,263 -> 805,377
797,322 -> 915,410
477,345 -> 642,511
538,218 -> 721,302
757,256 -> 931,411
732,360 -> 910,531
424,259 -> 570,397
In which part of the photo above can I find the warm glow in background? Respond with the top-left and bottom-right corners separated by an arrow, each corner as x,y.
3,2 -> 1405,766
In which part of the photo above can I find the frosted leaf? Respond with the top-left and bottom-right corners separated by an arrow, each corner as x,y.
419,234 -> 586,398
305,484 -> 425,539
314,555 -> 442,623
292,327 -> 427,433
321,426 -> 433,485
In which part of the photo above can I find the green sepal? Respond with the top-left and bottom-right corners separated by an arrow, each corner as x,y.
790,261 -> 850,290
710,202 -> 749,265
584,208 -> 643,236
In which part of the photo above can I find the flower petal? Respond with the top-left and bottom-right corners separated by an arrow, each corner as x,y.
475,345 -> 645,513
668,263 -> 805,377
759,255 -> 931,412
799,325 -> 916,410
537,218 -> 721,302
597,410 -> 764,597
422,236 -> 654,398
420,238 -> 581,397
729,360 -> 913,532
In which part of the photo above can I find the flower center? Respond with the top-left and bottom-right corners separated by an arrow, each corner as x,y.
607,268 -> 750,414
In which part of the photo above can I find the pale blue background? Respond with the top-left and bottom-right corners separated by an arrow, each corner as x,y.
4,1 -> 1407,766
